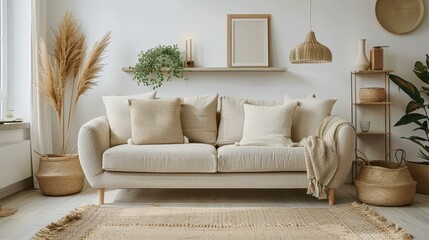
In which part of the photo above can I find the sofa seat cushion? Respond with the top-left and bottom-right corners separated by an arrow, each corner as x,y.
217,145 -> 306,172
103,143 -> 217,173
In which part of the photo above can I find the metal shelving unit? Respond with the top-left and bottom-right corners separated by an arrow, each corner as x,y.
351,69 -> 393,179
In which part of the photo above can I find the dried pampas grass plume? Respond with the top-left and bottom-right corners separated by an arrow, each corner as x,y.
37,10 -> 110,155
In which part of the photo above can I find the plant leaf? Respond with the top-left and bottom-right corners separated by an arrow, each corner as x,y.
421,86 -> 429,96
394,113 -> 426,126
413,61 -> 429,84
417,149 -> 429,161
389,74 -> 424,104
406,101 -> 423,113
426,54 -> 429,68
403,136 -> 427,142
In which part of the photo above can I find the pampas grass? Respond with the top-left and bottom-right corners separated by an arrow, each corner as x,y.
37,11 -> 111,155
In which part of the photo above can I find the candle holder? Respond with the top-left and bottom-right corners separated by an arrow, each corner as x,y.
184,61 -> 194,67
184,37 -> 195,68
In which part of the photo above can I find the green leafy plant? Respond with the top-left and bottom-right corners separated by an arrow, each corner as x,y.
389,54 -> 429,162
132,45 -> 185,89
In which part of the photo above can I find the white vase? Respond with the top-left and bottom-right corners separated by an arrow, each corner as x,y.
353,39 -> 370,71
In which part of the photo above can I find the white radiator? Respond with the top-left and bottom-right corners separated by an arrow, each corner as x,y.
0,140 -> 32,189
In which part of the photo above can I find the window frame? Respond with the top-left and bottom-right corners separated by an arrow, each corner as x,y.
0,0 -> 7,119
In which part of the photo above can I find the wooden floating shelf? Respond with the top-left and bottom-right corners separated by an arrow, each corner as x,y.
357,131 -> 391,135
122,67 -> 287,73
353,102 -> 392,105
352,69 -> 393,74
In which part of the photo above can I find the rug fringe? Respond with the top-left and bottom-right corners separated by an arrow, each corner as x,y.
32,205 -> 95,240
351,202 -> 413,240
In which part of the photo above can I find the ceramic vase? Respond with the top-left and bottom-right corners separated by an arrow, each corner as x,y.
353,39 -> 370,71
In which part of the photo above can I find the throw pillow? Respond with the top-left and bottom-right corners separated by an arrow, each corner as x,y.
284,96 -> 337,142
128,98 -> 184,145
102,91 -> 156,146
239,102 -> 297,146
180,93 -> 218,144
216,96 -> 281,146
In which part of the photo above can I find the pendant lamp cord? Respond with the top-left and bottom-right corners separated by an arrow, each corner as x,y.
309,0 -> 312,30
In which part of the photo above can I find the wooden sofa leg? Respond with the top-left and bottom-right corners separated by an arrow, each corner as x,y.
98,188 -> 105,205
328,188 -> 335,206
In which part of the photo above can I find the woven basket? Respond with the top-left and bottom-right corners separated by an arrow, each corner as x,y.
354,150 -> 416,206
359,88 -> 385,102
36,154 -> 84,196
406,161 -> 429,194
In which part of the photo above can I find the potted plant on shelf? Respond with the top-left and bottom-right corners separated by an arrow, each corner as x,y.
389,54 -> 429,194
131,44 -> 185,89
35,11 -> 111,196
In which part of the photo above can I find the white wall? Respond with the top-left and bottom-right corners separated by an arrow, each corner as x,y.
44,0 -> 429,160
7,0 -> 31,121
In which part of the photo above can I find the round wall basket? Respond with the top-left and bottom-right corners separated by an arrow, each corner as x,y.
375,0 -> 424,34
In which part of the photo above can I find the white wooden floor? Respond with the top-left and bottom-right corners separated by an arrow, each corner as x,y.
0,184 -> 428,239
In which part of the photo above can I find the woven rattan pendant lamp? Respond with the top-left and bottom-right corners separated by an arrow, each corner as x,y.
290,0 -> 332,63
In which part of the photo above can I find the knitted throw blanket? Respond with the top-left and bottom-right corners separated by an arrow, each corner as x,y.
298,116 -> 350,199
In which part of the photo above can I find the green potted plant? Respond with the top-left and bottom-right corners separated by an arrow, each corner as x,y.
35,11 -> 111,196
389,54 -> 429,194
132,45 -> 186,89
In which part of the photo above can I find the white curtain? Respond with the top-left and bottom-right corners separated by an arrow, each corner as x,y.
30,0 -> 52,188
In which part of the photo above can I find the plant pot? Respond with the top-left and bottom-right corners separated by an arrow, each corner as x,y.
407,161 -> 429,194
36,154 -> 84,196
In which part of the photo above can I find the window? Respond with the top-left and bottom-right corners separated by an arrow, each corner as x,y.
0,0 -> 7,119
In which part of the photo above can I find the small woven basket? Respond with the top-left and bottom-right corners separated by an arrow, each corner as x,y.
359,87 -> 386,102
36,154 -> 84,196
354,149 -> 416,206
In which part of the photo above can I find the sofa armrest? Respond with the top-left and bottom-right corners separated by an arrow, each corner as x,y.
78,116 -> 110,187
328,119 -> 356,189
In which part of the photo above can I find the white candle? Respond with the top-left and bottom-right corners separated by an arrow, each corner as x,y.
190,37 -> 192,62
185,38 -> 188,62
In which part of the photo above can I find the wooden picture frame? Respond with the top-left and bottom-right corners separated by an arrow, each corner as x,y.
227,14 -> 270,67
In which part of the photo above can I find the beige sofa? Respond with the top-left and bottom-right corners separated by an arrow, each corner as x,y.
78,95 -> 355,205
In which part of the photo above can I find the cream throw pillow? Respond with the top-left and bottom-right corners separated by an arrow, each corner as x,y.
181,93 -> 218,144
128,98 -> 184,145
102,91 -> 156,146
239,102 -> 297,146
217,96 -> 281,146
284,95 -> 337,142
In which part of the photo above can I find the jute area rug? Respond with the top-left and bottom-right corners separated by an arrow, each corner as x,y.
34,203 -> 412,240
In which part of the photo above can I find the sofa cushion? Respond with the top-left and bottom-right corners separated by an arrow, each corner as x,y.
180,93 -> 218,144
217,145 -> 306,172
128,98 -> 184,144
103,143 -> 217,173
284,96 -> 337,142
217,96 -> 281,146
102,91 -> 156,146
239,102 -> 297,146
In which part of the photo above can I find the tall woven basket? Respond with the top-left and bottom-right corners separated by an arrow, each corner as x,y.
406,161 -> 429,194
36,154 -> 84,196
354,150 -> 416,206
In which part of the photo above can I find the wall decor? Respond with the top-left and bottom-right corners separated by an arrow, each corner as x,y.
227,14 -> 270,67
375,0 -> 424,35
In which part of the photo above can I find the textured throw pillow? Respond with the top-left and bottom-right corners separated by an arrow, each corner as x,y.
180,93 -> 218,144
128,98 -> 184,145
239,102 -> 297,146
284,96 -> 337,142
102,91 -> 156,146
217,96 -> 281,146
